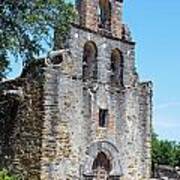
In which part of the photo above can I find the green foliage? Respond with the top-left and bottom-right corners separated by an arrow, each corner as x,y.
0,169 -> 19,180
152,132 -> 180,168
0,0 -> 75,78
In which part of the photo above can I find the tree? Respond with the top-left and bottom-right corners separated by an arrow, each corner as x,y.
0,0 -> 75,79
152,132 -> 180,171
0,169 -> 19,180
174,143 -> 180,167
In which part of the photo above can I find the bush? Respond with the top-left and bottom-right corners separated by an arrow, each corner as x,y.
0,169 -> 19,180
152,132 -> 180,168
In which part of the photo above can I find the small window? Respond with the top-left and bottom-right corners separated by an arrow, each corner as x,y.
99,109 -> 108,127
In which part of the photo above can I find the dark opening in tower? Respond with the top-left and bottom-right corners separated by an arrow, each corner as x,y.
111,48 -> 124,86
99,109 -> 108,127
83,41 -> 98,81
98,0 -> 112,31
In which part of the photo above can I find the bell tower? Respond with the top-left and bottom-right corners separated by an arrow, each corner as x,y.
75,0 -> 124,38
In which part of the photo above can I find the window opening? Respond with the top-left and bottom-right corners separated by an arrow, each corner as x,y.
119,52 -> 124,86
111,49 -> 124,86
99,0 -> 112,30
83,41 -> 98,81
99,109 -> 108,127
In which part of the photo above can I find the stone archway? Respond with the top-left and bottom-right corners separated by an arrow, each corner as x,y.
92,152 -> 111,179
82,141 -> 122,179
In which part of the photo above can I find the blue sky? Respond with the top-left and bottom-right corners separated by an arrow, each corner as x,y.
8,0 -> 180,141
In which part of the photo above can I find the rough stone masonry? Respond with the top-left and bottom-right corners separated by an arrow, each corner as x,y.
0,0 -> 153,179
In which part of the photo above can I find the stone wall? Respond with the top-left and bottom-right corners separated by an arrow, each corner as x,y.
0,61 -> 45,179
0,87 -> 20,168
40,24 -> 152,180
138,82 -> 153,179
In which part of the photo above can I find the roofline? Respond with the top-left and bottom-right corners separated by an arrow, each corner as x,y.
71,23 -> 135,46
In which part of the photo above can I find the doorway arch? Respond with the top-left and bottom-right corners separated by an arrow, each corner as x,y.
82,141 -> 122,179
92,152 -> 111,179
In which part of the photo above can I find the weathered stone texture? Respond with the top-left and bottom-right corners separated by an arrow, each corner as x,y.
0,1 -> 153,179
39,23 -> 152,179
0,61 -> 45,179
75,0 -> 123,38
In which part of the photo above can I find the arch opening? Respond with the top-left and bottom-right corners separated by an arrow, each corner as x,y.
83,141 -> 122,179
98,0 -> 112,30
91,152 -> 111,179
83,41 -> 98,81
111,49 -> 124,86
92,152 -> 112,173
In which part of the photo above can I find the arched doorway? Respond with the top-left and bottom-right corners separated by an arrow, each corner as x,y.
92,152 -> 111,179
83,141 -> 122,180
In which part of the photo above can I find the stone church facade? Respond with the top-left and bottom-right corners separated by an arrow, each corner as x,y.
0,0 -> 152,179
